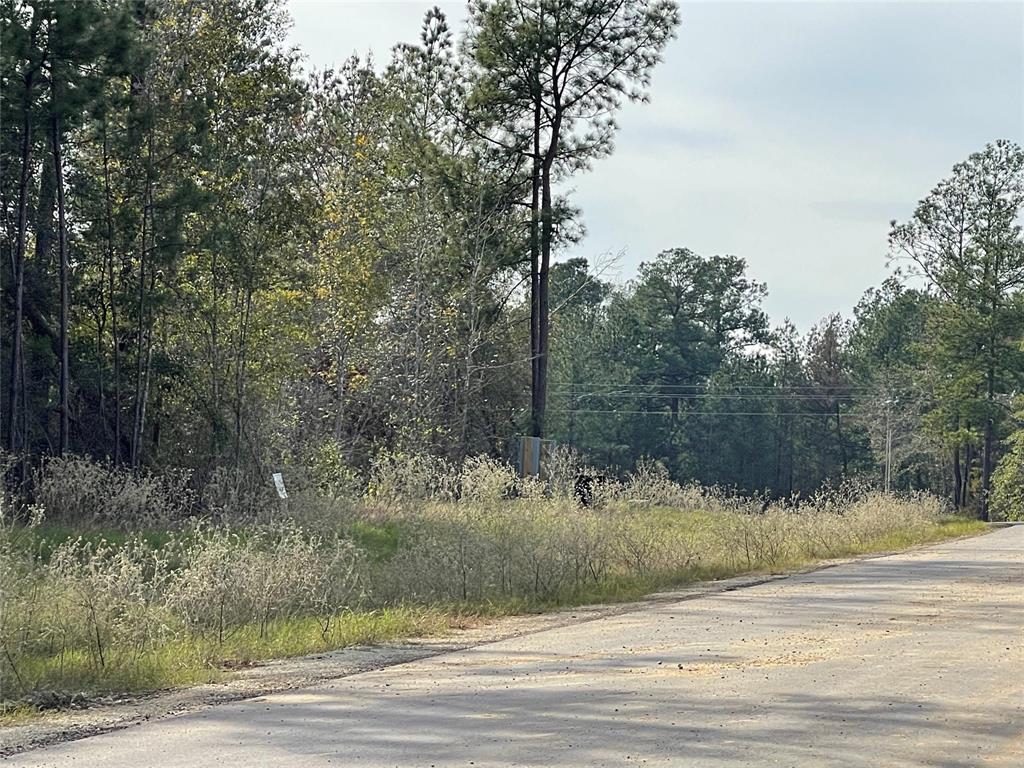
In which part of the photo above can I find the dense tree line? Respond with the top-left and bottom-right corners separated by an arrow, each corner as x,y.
545,142 -> 1024,517
2,0 -> 1021,516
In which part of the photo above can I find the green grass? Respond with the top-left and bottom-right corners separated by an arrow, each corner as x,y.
346,521 -> 402,562
16,524 -> 178,563
0,704 -> 39,726
9,642 -> 216,698
209,607 -> 449,664
3,607 -> 449,707
849,517 -> 987,553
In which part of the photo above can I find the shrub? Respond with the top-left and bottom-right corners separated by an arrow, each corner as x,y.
201,466 -> 272,523
717,508 -> 794,569
1,504 -> 45,699
45,536 -> 176,672
459,456 -> 517,503
544,445 -> 586,498
620,458 -> 708,510
366,452 -> 458,507
1,516 -> 363,702
33,455 -> 195,529
165,522 -> 362,641
306,442 -> 364,501
991,415 -> 1024,521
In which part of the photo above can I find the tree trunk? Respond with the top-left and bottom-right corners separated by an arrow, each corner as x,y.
835,401 -> 847,475
964,439 -> 975,509
333,338 -> 346,442
773,414 -> 784,496
131,233 -> 147,467
980,359 -> 996,521
981,418 -> 993,521
6,68 -> 36,455
131,129 -> 155,469
151,387 -> 162,462
534,93 -> 562,440
52,113 -> 71,456
952,444 -> 963,510
33,137 -> 56,268
786,416 -> 794,497
134,268 -> 158,470
233,284 -> 254,468
102,124 -> 122,463
210,248 -> 221,459
536,156 -> 552,439
528,83 -> 542,438
135,339 -> 154,468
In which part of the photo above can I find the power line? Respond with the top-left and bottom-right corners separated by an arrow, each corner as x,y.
550,409 -> 882,418
550,382 -> 881,391
551,391 -> 884,401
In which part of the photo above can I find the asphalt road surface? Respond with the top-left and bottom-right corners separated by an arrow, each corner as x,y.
7,526 -> 1022,768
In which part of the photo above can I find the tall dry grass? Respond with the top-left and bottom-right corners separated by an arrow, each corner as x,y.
1,452 -> 975,709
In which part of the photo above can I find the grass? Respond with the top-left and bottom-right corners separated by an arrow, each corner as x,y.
318,515 -> 989,623
1,501 -> 987,718
15,525 -> 179,563
1,606 -> 449,714
346,520 -> 402,561
0,705 -> 38,726
445,516 -> 989,613
21,521 -> 399,565
209,607 -> 450,664
8,643 -> 216,701
845,516 -> 986,553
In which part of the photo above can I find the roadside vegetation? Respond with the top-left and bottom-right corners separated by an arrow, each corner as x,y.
2,0 -> 1015,731
0,452 -> 983,715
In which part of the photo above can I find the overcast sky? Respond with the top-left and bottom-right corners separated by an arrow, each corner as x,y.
286,0 -> 1023,330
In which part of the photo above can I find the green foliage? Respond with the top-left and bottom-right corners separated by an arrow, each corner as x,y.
991,402 -> 1024,521
889,140 -> 1024,515
545,249 -> 878,493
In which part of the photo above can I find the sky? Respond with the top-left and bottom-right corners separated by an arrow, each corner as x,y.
286,0 -> 1024,330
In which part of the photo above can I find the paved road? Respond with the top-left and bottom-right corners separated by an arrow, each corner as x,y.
7,526 -> 1023,767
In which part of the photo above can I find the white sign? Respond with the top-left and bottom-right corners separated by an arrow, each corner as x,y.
272,472 -> 288,499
